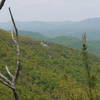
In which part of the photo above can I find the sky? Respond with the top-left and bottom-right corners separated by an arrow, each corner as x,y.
0,0 -> 100,22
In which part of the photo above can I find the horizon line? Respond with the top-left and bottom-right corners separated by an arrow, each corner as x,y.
0,17 -> 100,23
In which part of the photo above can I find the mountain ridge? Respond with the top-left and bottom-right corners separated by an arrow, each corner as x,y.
0,17 -> 100,39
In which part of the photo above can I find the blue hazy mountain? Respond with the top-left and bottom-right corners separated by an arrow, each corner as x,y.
0,17 -> 100,40
19,30 -> 49,40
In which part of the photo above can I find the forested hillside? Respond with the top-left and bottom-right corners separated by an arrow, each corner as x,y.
49,36 -> 100,56
0,29 -> 100,100
11,30 -> 100,56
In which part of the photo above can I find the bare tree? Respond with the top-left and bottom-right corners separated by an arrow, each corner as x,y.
0,7 -> 21,100
0,0 -> 6,9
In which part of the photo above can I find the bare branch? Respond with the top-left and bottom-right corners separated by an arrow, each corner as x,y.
9,7 -> 18,37
0,79 -> 14,89
0,73 -> 11,84
0,0 -> 6,10
5,65 -> 14,78
8,7 -> 21,100
11,32 -> 17,44
9,7 -> 21,84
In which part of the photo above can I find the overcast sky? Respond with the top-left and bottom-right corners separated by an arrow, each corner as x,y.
0,0 -> 100,22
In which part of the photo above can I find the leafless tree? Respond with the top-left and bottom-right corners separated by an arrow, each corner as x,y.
0,0 -> 6,9
0,7 -> 21,100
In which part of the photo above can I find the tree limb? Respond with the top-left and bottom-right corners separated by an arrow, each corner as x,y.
0,73 -> 11,84
9,7 -> 21,84
5,65 -> 14,79
0,0 -> 6,10
0,79 -> 14,89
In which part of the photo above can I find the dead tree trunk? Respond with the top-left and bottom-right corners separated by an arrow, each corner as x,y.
0,7 -> 21,100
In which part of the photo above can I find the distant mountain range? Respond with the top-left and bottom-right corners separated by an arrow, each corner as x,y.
19,30 -> 48,40
0,17 -> 100,40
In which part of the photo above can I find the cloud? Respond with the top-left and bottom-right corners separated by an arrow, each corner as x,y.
0,0 -> 100,22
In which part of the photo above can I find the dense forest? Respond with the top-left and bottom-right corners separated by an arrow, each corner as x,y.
0,29 -> 100,100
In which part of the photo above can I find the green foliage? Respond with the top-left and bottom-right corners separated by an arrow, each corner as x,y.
48,36 -> 100,56
0,29 -> 100,100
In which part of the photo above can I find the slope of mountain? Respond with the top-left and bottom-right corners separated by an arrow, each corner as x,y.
8,29 -> 100,56
50,36 -> 100,55
50,36 -> 81,48
19,30 -> 48,40
0,18 -> 100,40
0,29 -> 100,100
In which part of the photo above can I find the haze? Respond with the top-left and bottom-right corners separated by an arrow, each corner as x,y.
0,0 -> 99,22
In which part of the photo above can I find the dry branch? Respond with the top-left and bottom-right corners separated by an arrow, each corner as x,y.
9,7 -> 21,84
5,65 -> 14,78
0,0 -> 6,9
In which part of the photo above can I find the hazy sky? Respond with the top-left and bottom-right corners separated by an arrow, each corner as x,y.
0,0 -> 100,22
